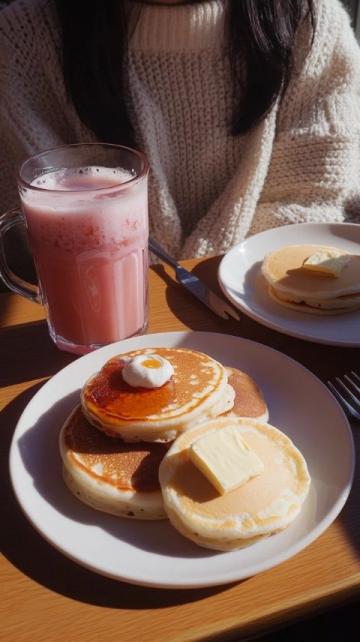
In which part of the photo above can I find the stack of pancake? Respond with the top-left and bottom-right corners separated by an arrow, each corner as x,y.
262,244 -> 360,314
59,346 -> 310,551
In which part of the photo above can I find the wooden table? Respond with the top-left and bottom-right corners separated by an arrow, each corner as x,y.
1,256 -> 360,642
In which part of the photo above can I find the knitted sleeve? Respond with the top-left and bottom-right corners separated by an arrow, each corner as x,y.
249,0 -> 360,236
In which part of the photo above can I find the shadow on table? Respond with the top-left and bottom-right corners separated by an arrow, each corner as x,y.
0,320 -> 75,386
0,383 -> 238,608
253,598 -> 360,642
338,429 -> 360,559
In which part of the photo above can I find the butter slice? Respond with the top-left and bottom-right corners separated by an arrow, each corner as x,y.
302,249 -> 350,277
189,426 -> 264,494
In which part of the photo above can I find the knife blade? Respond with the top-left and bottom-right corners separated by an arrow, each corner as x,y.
149,237 -> 240,321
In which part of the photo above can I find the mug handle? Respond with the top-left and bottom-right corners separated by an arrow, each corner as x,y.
0,208 -> 41,303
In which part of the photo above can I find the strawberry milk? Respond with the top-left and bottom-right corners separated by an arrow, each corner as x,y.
20,165 -> 148,354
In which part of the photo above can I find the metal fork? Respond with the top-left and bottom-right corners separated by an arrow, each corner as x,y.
149,237 -> 240,321
327,371 -> 360,421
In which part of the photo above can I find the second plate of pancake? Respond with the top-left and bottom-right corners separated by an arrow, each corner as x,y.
218,222 -> 360,346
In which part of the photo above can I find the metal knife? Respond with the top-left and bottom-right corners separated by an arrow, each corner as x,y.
149,237 -> 240,321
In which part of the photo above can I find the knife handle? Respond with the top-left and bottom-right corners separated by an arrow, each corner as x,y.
148,237 -> 179,270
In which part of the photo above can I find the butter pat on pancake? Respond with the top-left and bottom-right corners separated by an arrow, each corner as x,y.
223,367 -> 269,422
159,417 -> 311,551
189,425 -> 264,494
59,405 -> 169,520
81,347 -> 235,442
302,249 -> 350,277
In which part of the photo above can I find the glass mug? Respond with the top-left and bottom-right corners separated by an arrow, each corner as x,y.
0,143 -> 149,355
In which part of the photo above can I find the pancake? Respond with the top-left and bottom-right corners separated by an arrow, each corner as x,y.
159,417 -> 311,551
223,367 -> 269,422
81,347 -> 235,442
59,405 -> 169,520
262,245 -> 360,298
269,286 -> 360,315
262,244 -> 360,315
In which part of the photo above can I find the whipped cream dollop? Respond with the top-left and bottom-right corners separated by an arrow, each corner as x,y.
122,354 -> 174,389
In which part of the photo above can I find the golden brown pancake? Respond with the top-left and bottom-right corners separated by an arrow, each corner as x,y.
268,286 -> 360,315
159,417 -> 311,551
81,347 -> 235,442
59,405 -> 169,519
261,244 -> 360,314
223,367 -> 269,422
262,245 -> 360,297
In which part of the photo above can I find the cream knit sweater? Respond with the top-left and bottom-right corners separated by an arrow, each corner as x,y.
0,0 -> 360,259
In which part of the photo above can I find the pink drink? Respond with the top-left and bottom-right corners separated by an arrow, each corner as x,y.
20,166 -> 148,354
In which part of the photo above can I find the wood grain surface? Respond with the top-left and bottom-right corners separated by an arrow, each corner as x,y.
1,256 -> 359,642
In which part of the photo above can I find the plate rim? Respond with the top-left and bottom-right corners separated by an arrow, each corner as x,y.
218,222 -> 360,347
9,330 -> 355,588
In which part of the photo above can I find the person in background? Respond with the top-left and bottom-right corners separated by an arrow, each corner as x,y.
0,0 -> 359,261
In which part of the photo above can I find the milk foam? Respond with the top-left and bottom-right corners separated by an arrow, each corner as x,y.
31,166 -> 134,190
22,166 -> 148,252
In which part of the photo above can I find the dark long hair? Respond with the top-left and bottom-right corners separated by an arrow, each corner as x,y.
55,0 -> 315,145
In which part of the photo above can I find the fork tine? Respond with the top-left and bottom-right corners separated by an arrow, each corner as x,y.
344,372 -> 360,395
207,291 -> 241,321
327,381 -> 360,420
337,375 -> 360,410
222,304 -> 241,321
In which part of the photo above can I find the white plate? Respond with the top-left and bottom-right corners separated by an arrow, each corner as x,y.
218,223 -> 360,346
10,331 -> 354,588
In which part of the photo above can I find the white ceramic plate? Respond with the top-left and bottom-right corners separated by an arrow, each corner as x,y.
218,223 -> 360,346
10,331 -> 354,588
